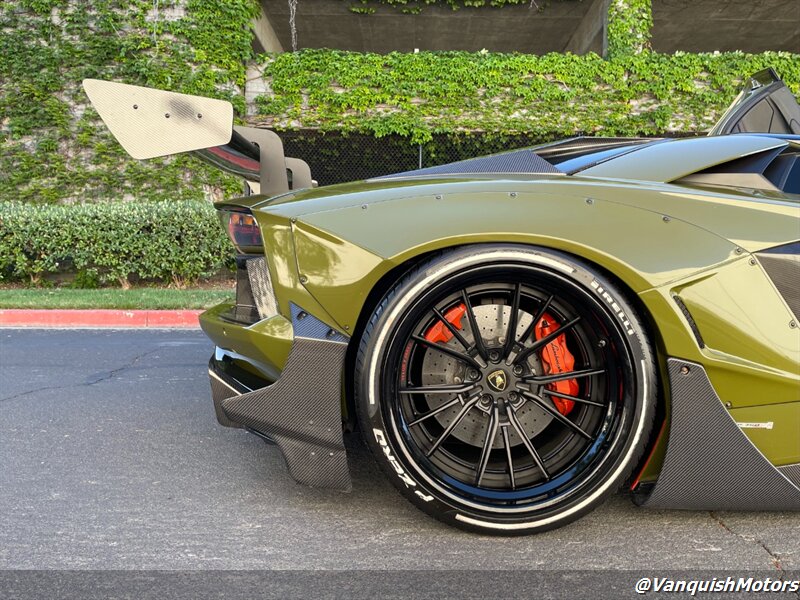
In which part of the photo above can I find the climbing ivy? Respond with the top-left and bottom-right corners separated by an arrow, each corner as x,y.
252,49 -> 800,144
0,0 -> 260,203
607,0 -> 652,58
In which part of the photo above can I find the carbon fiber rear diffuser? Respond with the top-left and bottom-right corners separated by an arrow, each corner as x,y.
209,304 -> 351,492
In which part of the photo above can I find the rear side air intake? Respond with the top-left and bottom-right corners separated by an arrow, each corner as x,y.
757,242 -> 800,319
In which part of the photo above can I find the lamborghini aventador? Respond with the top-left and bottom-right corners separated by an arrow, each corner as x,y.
83,68 -> 800,534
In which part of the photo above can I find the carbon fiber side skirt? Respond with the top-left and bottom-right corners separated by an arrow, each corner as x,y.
210,304 -> 352,492
641,359 -> 800,510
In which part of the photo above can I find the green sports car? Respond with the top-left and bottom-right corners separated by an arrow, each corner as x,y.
84,69 -> 800,534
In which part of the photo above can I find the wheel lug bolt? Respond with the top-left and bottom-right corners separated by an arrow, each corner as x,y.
468,369 -> 481,380
508,392 -> 519,402
489,350 -> 500,362
512,364 -> 524,376
480,394 -> 493,405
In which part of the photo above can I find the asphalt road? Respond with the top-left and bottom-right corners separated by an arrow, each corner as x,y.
1,330 -> 798,585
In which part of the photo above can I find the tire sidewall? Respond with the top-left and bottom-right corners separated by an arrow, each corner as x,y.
357,244 -> 655,534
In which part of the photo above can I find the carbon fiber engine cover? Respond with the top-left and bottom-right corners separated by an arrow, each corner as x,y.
217,304 -> 351,492
641,359 -> 800,510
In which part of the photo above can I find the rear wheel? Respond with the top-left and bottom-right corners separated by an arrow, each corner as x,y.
355,245 -> 656,534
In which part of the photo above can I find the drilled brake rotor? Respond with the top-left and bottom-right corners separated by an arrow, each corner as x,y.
420,303 -> 555,449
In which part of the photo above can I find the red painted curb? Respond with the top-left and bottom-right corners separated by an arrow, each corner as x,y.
0,309 -> 202,328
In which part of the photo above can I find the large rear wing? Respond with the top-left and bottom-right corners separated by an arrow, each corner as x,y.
82,79 -> 313,195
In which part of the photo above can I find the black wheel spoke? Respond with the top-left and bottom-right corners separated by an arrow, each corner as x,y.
411,334 -> 483,370
513,316 -> 581,365
541,388 -> 605,407
522,367 -> 605,385
507,404 -> 550,480
425,395 -> 481,457
520,390 -> 593,440
501,424 -> 516,490
475,405 -> 500,486
509,294 -> 554,361
432,306 -> 474,354
502,282 -> 521,359
460,289 -> 489,362
408,396 -> 463,427
400,383 -> 477,395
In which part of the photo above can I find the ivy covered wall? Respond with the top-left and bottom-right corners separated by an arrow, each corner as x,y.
252,50 -> 800,143
0,0 -> 259,203
1,0 -> 798,203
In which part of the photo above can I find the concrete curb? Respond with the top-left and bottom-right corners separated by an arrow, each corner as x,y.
0,309 -> 203,329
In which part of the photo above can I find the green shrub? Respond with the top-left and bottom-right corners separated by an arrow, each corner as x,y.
0,201 -> 234,287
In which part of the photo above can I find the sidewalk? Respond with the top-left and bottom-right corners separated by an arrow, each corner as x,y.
0,309 -> 202,328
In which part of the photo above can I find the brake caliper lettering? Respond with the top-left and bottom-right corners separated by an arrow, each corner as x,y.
535,312 -> 578,416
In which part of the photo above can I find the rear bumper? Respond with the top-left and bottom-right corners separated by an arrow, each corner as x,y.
205,303 -> 352,492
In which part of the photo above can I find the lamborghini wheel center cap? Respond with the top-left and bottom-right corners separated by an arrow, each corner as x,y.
487,369 -> 508,392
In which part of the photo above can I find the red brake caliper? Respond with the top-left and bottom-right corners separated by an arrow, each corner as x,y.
534,312 -> 578,415
424,303 -> 466,343
422,304 -> 577,416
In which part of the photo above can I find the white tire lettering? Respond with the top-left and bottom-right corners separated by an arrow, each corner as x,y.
591,279 -> 635,335
373,428 -> 418,489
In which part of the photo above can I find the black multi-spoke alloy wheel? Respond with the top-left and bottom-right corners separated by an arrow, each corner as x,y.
355,245 -> 656,534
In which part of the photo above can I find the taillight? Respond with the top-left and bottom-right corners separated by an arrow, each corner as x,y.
223,210 -> 263,253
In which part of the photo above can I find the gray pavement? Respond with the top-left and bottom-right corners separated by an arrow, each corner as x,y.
0,330 -> 798,574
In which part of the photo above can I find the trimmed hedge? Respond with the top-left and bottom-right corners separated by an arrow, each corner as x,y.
0,201 -> 234,287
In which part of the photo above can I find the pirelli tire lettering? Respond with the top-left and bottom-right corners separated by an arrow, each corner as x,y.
590,279 -> 635,336
373,428 -> 433,502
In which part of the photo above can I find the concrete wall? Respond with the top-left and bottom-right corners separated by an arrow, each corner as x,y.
255,0 -> 799,56
258,0 -> 607,54
651,0 -> 799,53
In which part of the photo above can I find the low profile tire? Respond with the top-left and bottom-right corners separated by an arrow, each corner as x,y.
355,245 -> 656,534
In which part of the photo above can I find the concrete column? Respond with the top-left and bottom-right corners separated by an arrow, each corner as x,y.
564,0 -> 610,55
252,8 -> 284,53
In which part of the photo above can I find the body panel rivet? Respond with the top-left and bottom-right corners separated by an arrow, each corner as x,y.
662,216 -> 670,222
299,275 -> 308,284
680,366 -> 690,375
586,198 -> 594,204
